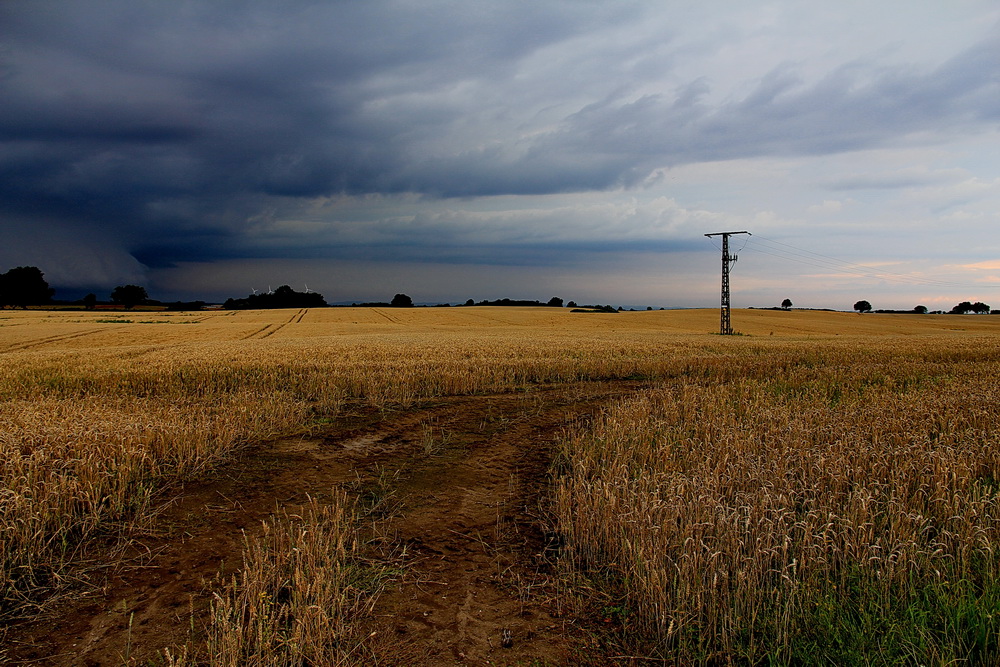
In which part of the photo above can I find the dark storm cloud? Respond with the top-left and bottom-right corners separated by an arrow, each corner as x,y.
0,0 -> 651,278
0,3 -> 619,215
1,1 -> 998,285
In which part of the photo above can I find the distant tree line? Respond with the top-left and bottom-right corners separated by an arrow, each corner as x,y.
571,304 -> 620,313
352,294 -> 415,307
948,301 -> 992,314
79,286 -> 203,311
10,261 -> 997,317
224,285 -> 327,309
0,268 -> 579,312
459,297 -> 565,307
854,299 -> 994,314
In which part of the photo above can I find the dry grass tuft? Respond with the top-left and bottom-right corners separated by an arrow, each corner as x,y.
167,492 -> 385,666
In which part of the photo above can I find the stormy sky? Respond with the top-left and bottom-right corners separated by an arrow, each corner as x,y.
2,1 -> 999,309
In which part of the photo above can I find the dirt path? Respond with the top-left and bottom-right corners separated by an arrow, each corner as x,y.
4,381 -> 643,665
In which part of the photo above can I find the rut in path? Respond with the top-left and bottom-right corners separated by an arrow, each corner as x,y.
5,380 -> 644,666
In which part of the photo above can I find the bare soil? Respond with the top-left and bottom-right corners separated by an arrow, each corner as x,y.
4,380 -> 643,665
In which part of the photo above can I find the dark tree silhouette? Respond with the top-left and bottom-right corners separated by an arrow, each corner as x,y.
0,266 -> 54,308
853,300 -> 872,313
391,293 -> 414,307
913,305 -> 928,314
82,293 -> 98,310
547,296 -> 564,307
973,301 -> 991,314
166,300 -> 207,311
464,299 -> 475,306
781,298 -> 792,310
571,304 -> 618,313
110,285 -> 149,309
566,301 -> 577,308
950,301 -> 974,314
224,285 -> 326,309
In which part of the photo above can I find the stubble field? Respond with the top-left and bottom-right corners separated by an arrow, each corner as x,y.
2,306 -> 1000,665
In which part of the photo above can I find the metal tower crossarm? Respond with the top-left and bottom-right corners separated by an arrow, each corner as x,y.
705,231 -> 750,335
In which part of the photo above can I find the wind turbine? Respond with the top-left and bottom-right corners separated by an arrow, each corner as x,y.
303,284 -> 311,293
251,288 -> 258,295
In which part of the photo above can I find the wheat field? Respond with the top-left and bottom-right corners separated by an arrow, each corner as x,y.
3,306 -> 1000,663
555,330 -> 1000,663
0,305 -> 709,611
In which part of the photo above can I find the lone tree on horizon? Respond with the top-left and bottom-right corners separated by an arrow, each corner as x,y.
853,300 -> 872,313
391,293 -> 414,307
781,298 -> 792,310
110,284 -> 148,310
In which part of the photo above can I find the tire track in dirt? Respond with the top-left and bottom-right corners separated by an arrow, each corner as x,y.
258,323 -> 284,338
373,308 -> 400,324
3,381 -> 645,665
365,383 -> 638,665
258,310 -> 302,339
240,323 -> 272,340
1,328 -> 105,353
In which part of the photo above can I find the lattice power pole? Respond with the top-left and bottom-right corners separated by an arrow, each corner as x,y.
705,231 -> 750,335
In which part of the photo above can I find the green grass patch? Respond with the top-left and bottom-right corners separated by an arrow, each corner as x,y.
728,569 -> 1000,665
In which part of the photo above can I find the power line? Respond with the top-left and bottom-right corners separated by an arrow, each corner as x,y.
745,234 -> 977,288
